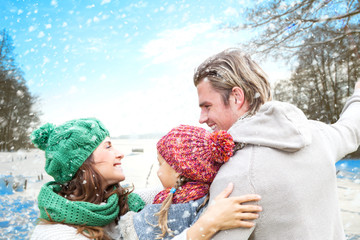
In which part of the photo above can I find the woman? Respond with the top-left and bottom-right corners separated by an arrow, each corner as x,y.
30,118 -> 261,240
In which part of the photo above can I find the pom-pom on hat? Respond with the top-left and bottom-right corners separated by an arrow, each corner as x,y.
156,125 -> 234,183
30,118 -> 109,183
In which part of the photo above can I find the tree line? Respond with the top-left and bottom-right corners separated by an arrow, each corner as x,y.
0,29 -> 40,151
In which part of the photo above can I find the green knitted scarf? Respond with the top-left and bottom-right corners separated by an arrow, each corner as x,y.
38,181 -> 120,227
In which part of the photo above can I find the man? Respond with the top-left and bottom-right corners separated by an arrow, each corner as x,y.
184,48 -> 360,239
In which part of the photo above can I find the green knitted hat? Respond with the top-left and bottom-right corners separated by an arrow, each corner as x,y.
30,118 -> 109,183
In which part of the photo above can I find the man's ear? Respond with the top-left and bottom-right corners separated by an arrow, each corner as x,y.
232,87 -> 245,108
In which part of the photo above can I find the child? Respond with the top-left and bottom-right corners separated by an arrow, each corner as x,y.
117,125 -> 261,240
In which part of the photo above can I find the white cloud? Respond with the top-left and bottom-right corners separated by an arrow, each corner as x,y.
68,86 -> 78,95
224,7 -> 239,17
79,76 -> 87,82
141,22 -> 215,64
127,1 -> 148,10
101,0 -> 111,5
100,74 -> 107,81
37,31 -> 45,38
40,69 -> 202,136
86,46 -> 100,52
97,74 -> 202,136
42,56 -> 50,66
140,21 -> 248,72
167,5 -> 176,13
51,0 -> 58,8
29,26 -> 36,32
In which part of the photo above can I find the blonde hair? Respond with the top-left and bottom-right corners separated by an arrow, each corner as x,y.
194,48 -> 272,114
155,176 -> 192,239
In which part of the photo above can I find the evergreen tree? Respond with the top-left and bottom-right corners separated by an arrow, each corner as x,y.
0,29 -> 41,151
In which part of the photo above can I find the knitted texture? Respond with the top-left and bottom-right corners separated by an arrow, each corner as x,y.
155,125 -> 234,204
37,181 -> 119,227
127,193 -> 146,212
156,125 -> 234,183
30,118 -> 109,183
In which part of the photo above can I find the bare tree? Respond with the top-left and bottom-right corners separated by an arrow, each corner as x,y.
235,0 -> 360,58
237,1 -> 360,157
273,27 -> 360,123
0,29 -> 41,151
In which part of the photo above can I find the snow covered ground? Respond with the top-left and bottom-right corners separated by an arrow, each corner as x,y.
0,139 -> 359,239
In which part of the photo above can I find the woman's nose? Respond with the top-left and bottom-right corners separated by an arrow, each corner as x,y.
114,149 -> 124,159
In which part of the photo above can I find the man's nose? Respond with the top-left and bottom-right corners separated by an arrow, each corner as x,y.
199,110 -> 208,124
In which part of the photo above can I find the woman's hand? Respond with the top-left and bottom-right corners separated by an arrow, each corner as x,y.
186,183 -> 262,240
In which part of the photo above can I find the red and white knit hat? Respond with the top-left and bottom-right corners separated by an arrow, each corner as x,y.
156,124 -> 234,183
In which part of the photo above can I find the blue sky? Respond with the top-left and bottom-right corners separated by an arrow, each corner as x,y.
1,0 -> 290,136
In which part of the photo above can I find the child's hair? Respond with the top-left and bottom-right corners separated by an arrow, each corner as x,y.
154,125 -> 234,238
155,176 -> 191,238
39,153 -> 132,240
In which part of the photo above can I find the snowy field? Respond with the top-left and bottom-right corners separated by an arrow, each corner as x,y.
0,139 -> 360,239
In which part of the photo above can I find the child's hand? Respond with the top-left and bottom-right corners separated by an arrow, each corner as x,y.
186,183 -> 262,240
356,80 -> 360,89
